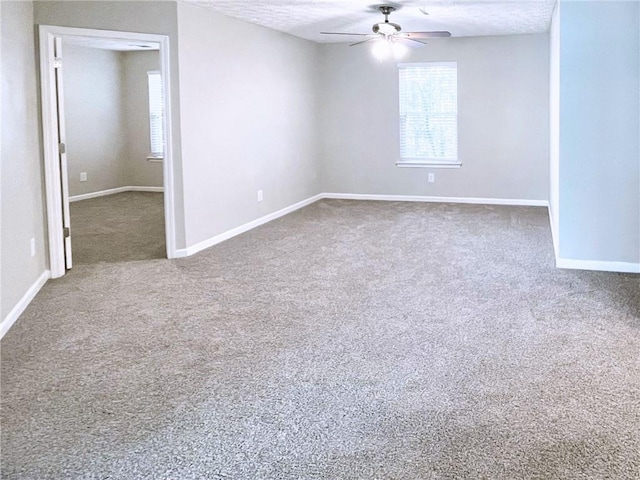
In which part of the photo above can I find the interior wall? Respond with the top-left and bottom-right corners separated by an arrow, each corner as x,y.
176,2 -> 320,247
558,0 -> 640,264
549,1 -> 560,253
63,44 -> 128,196
1,0 -> 48,319
64,46 -> 163,197
122,50 -> 162,188
318,34 -> 550,201
34,0 -> 186,247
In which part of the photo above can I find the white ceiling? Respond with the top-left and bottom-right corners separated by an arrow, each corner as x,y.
186,0 -> 557,43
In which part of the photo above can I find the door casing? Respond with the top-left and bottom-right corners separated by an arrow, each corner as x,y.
39,25 -> 177,278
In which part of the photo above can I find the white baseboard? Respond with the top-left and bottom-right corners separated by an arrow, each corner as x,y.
69,186 -> 164,202
4,193 -> 632,342
322,193 -> 549,207
128,186 -> 164,193
549,205 -> 638,274
175,193 -> 325,257
175,193 -> 548,258
1,270 -> 50,340
556,258 -> 640,274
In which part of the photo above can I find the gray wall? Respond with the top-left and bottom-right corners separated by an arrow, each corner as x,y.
64,44 -> 128,196
1,1 -> 48,319
318,34 -> 550,201
176,2 -> 321,247
122,50 -> 163,188
64,45 -> 162,197
558,0 -> 640,264
35,0 -> 186,247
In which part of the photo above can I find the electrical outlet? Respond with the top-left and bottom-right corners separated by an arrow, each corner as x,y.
428,173 -> 435,183
257,190 -> 263,202
80,172 -> 87,182
30,238 -> 36,258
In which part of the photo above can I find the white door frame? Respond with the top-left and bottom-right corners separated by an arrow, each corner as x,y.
39,25 -> 177,278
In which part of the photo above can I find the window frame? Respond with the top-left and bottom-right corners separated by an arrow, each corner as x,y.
147,70 -> 165,160
396,61 -> 461,169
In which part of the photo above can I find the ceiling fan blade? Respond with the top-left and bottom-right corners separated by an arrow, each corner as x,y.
397,37 -> 429,47
401,31 -> 452,39
350,38 -> 381,47
320,32 -> 369,36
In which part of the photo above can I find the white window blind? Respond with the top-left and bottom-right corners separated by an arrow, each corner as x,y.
147,71 -> 165,158
398,62 -> 458,167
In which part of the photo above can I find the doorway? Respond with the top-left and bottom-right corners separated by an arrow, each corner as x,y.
39,25 -> 177,278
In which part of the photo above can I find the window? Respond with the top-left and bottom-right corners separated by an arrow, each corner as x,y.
147,71 -> 165,159
397,62 -> 459,168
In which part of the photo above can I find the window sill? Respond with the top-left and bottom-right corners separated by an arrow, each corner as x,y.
396,160 -> 461,169
146,156 -> 164,163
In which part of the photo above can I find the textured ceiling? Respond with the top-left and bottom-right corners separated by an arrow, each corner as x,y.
186,0 -> 557,43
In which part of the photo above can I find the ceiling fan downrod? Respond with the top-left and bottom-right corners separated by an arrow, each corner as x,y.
379,5 -> 396,22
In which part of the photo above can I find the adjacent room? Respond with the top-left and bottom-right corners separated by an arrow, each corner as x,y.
1,0 -> 639,478
63,40 -> 165,264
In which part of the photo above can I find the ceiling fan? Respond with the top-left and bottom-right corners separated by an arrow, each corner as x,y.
321,5 -> 451,47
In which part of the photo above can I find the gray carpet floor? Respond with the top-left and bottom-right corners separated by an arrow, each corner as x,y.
69,191 -> 165,265
1,200 -> 639,479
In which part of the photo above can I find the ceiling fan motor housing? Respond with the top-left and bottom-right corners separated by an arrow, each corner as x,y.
374,6 -> 401,35
373,22 -> 401,35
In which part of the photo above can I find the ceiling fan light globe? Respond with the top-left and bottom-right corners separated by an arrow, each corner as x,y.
392,41 -> 408,60
371,39 -> 392,61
